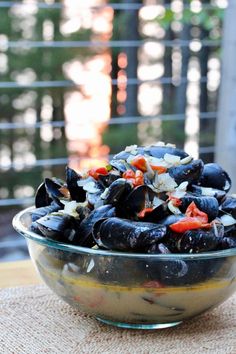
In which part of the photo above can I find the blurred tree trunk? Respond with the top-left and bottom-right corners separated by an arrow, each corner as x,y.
216,2 -> 236,193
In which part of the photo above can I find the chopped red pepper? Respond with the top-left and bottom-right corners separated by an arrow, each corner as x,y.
149,165 -> 167,174
130,155 -> 147,172
123,169 -> 135,180
122,169 -> 144,187
169,217 -> 204,233
185,201 -> 208,223
88,167 -> 108,180
169,202 -> 211,233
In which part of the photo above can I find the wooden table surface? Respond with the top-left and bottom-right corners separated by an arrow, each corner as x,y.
0,260 -> 41,288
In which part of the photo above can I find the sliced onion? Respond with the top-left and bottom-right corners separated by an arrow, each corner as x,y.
164,153 -> 181,166
157,173 -> 178,192
152,196 -> 164,208
180,155 -> 193,165
220,214 -> 236,226
83,181 -> 101,194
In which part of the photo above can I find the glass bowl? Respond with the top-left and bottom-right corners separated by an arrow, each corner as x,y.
13,207 -> 236,330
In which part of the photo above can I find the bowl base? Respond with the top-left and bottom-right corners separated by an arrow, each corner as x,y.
96,317 -> 183,330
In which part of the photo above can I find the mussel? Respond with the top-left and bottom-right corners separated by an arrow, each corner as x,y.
102,178 -> 132,206
175,223 -> 224,253
93,217 -> 166,251
168,159 -> 204,186
36,212 -> 79,243
198,163 -> 232,192
220,197 -> 236,219
75,204 -> 116,247
180,195 -> 219,221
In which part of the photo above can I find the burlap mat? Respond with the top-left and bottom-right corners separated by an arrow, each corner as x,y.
0,285 -> 235,354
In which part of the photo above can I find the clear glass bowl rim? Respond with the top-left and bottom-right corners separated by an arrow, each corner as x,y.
13,207 -> 236,260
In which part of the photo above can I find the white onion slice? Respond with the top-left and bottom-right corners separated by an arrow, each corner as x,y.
157,173 -> 178,192
220,214 -> 236,226
180,155 -> 193,165
83,181 -> 101,193
164,153 -> 181,165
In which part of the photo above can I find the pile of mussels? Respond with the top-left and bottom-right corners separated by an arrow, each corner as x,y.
31,142 -> 236,254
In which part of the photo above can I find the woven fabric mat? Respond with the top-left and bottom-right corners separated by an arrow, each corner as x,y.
0,285 -> 235,354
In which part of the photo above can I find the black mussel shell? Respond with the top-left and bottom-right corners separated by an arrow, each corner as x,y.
176,224 -> 224,253
145,256 -> 223,286
31,202 -> 60,222
93,217 -> 166,251
75,204 -> 116,247
191,184 -> 226,204
180,195 -> 219,221
220,237 -> 236,249
198,163 -> 232,192
169,159 -> 204,185
66,166 -> 86,202
97,172 -> 120,188
35,182 -> 52,208
220,197 -> 236,219
102,178 -> 132,206
36,213 -> 79,243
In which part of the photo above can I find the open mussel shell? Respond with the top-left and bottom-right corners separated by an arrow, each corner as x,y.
169,159 -> 204,185
66,166 -> 86,202
198,163 -> 232,192
180,195 -> 219,221
93,217 -> 166,252
75,204 -> 116,247
35,182 -> 53,208
45,177 -> 68,207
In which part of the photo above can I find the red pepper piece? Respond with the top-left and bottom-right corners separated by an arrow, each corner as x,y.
88,167 -> 108,180
130,155 -> 147,172
185,201 -> 208,223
